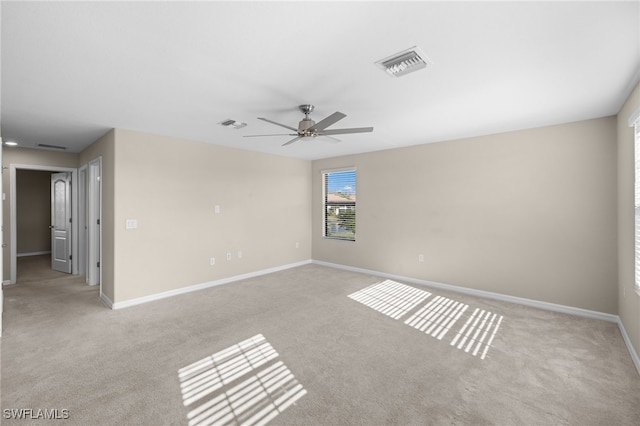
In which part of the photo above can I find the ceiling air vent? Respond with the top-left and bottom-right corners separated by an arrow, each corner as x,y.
218,119 -> 247,129
375,46 -> 432,77
37,143 -> 66,150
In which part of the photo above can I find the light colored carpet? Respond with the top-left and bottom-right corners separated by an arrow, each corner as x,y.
2,254 -> 639,425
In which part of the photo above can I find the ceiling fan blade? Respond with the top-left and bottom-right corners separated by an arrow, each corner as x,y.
282,136 -> 303,146
319,127 -> 374,135
258,117 -> 297,131
310,111 -> 346,131
243,133 -> 297,138
320,135 -> 341,143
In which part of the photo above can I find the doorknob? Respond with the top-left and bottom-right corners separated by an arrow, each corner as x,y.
49,226 -> 54,229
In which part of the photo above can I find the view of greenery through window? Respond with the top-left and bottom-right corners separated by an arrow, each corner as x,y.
324,169 -> 356,241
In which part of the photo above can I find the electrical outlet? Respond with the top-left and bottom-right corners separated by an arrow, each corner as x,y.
215,205 -> 221,214
210,257 -> 215,266
418,254 -> 424,262
295,242 -> 300,249
237,250 -> 242,259
226,252 -> 232,261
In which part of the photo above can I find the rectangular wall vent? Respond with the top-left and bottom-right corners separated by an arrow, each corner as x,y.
218,119 -> 247,129
37,143 -> 66,150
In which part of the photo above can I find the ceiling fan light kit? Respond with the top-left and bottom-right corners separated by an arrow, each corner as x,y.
244,104 -> 373,147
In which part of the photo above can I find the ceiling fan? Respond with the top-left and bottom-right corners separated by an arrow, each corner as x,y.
244,104 -> 373,146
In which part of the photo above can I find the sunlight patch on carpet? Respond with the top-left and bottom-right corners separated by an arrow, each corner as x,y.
450,308 -> 503,360
347,280 -> 431,319
178,334 -> 306,426
404,295 -> 468,340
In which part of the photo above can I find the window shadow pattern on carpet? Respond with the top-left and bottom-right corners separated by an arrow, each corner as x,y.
348,280 -> 504,360
178,334 -> 306,426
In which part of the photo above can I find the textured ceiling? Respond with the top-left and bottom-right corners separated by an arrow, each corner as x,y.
1,1 -> 639,160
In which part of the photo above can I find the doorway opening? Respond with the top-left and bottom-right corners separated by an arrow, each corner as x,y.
10,165 -> 78,284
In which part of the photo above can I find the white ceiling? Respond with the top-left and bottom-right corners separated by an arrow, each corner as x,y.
2,1 -> 639,160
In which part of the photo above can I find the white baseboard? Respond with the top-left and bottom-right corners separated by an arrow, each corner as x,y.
110,260 -> 312,310
100,292 -> 114,309
100,258 -> 617,319
617,318 -> 640,375
17,251 -> 51,257
313,260 -> 640,375
93,257 -> 640,376
313,260 -> 617,322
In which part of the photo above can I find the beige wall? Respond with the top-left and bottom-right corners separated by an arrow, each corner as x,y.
3,128 -> 312,304
0,111 -> 626,321
109,129 -> 311,302
313,117 -> 618,314
79,129 -> 116,302
16,170 -> 52,254
617,82 -> 640,356
2,147 -> 79,281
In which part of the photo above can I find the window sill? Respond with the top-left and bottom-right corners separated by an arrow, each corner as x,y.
323,237 -> 356,243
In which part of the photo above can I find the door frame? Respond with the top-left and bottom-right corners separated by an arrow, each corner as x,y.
1,141 -> 4,336
87,157 -> 102,288
78,165 -> 87,277
9,164 -> 78,284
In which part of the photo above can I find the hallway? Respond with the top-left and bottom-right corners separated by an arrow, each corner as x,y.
4,255 -> 100,335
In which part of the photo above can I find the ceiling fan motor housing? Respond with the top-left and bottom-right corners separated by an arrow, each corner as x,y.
298,118 -> 316,134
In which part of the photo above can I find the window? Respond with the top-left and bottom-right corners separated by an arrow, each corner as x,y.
323,168 -> 356,241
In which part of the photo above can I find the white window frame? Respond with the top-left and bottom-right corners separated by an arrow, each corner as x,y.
630,107 -> 640,294
322,167 -> 356,241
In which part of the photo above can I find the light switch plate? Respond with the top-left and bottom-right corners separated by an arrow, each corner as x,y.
126,219 -> 138,229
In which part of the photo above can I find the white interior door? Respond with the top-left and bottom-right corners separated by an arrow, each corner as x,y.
51,172 -> 72,273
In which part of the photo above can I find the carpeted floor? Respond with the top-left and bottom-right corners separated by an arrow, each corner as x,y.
2,254 -> 639,425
